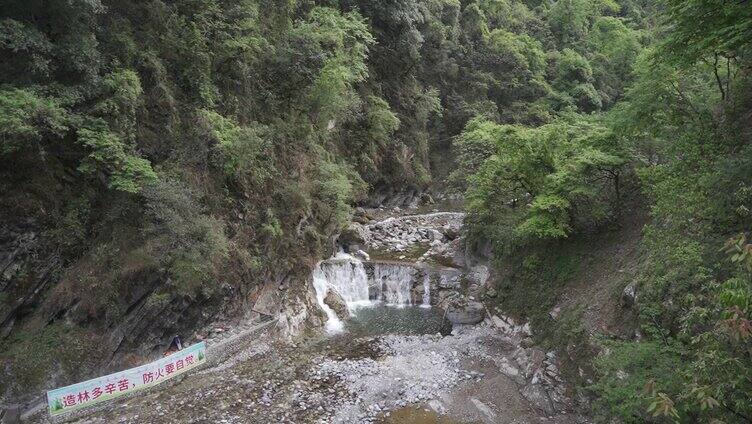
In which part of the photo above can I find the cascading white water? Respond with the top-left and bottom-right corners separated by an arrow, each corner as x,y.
312,252 -> 370,333
421,274 -> 431,308
312,269 -> 344,334
372,264 -> 414,306
312,253 -> 418,333
314,254 -> 370,307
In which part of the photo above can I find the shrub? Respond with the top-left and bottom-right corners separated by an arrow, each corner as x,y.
590,340 -> 685,423
141,179 -> 229,297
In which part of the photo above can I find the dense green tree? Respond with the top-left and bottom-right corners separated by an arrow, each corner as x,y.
460,117 -> 626,254
3,1 -> 749,420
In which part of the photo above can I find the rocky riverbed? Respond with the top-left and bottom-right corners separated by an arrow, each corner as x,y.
34,308 -> 587,424
27,206 -> 589,424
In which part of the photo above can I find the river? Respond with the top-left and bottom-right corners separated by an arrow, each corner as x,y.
33,208 -> 587,424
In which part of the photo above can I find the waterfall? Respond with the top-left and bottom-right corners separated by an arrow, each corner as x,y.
312,269 -> 344,334
421,274 -> 431,308
372,264 -> 414,306
314,253 -> 370,307
312,253 -> 418,333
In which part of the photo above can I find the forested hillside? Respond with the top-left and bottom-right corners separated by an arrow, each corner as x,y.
1,0 -> 750,421
452,1 -> 752,422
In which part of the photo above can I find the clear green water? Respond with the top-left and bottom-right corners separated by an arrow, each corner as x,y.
342,305 -> 452,338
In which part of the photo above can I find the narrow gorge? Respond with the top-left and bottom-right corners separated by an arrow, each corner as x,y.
20,202 -> 585,424
3,1 -> 750,422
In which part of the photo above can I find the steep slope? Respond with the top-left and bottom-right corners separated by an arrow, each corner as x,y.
0,0 -> 665,417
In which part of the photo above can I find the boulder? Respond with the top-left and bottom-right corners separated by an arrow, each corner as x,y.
338,223 -> 368,251
549,306 -> 561,320
442,225 -> 460,240
323,290 -> 349,319
427,229 -> 444,242
621,281 -> 637,307
492,315 -> 514,333
353,215 -> 370,225
446,300 -> 485,325
520,384 -> 555,416
353,207 -> 375,224
419,192 -> 435,205
353,249 -> 370,261
438,275 -> 461,290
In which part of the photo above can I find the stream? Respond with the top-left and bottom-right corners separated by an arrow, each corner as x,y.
37,208 -> 588,424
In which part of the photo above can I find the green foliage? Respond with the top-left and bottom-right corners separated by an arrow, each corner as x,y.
588,16 -> 642,106
8,1 -> 750,417
547,0 -> 597,46
479,0 -> 537,32
448,118 -> 500,191
340,95 -> 401,182
0,324 -> 106,398
76,121 -> 156,194
310,156 -> 365,233
578,1 -> 752,420
299,7 -> 375,125
492,242 -> 585,345
553,49 -> 602,112
45,196 -> 91,257
92,69 -> 143,141
487,29 -> 546,77
141,179 -> 229,297
661,0 -> 752,65
365,96 -> 401,148
462,117 -> 626,253
722,233 -> 752,274
0,18 -> 53,79
517,194 -> 572,238
201,109 -> 272,187
0,88 -> 67,154
590,340 -> 685,423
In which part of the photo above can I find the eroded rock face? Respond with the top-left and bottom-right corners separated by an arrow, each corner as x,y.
0,223 -> 61,338
486,313 -> 572,416
446,300 -> 485,325
352,249 -> 370,261
323,290 -> 349,320
338,223 -> 369,253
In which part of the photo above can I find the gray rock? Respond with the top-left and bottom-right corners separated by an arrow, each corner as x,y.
521,384 -> 555,415
419,193 -> 435,205
427,229 -> 444,242
323,290 -> 349,320
446,301 -> 485,325
338,223 -> 368,251
353,249 -> 370,261
621,281 -> 637,307
520,337 -> 535,348
549,306 -> 561,320
443,226 -> 460,240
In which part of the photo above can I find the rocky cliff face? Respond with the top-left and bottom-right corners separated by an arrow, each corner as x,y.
0,217 -> 322,409
1,222 -> 61,340
2,193 -> 436,409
